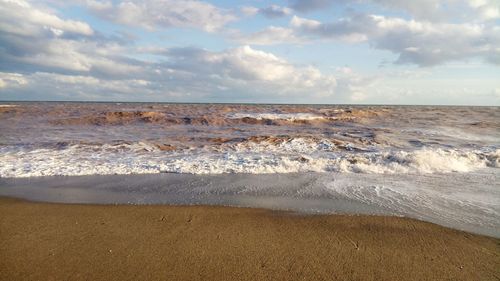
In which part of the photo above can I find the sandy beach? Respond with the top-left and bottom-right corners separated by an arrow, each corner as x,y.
0,196 -> 498,281
2,0 -> 499,279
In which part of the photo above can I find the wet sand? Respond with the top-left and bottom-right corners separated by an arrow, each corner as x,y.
0,196 -> 499,281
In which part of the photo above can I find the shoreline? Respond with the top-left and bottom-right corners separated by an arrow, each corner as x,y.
1,196 -> 499,281
2,172 -> 499,238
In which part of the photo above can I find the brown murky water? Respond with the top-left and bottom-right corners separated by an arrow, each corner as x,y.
0,102 -> 498,176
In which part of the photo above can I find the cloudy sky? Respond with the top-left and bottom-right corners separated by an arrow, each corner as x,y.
0,0 -> 499,105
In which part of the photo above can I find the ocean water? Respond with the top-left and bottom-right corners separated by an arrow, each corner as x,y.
0,102 -> 499,236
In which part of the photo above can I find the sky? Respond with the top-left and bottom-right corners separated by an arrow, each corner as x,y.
0,0 -> 499,105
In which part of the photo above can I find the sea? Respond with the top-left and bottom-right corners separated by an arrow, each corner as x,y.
0,102 -> 499,237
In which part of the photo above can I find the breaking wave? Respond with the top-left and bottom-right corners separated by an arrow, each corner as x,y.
0,140 -> 497,177
228,113 -> 330,121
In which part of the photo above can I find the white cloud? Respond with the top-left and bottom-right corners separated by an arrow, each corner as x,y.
240,14 -> 500,66
290,16 -> 321,29
372,0 -> 500,22
1,1 -> 346,99
0,72 -> 28,88
291,15 -> 369,43
233,26 -> 303,45
333,67 -> 379,102
0,72 -> 158,100
1,0 -> 498,105
493,88 -> 500,98
288,0 -> 500,22
240,6 -> 259,17
240,5 -> 292,19
289,0 -> 336,12
258,5 -> 293,18
1,43 -> 369,103
0,0 -> 148,77
0,0 -> 93,37
146,45 -> 343,101
365,15 -> 500,66
84,0 -> 236,32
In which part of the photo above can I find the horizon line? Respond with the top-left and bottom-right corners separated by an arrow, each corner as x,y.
0,100 -> 498,107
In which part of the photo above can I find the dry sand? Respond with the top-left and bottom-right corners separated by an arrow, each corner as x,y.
0,196 -> 499,281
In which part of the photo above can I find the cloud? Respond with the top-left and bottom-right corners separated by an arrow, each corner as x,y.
240,6 -> 259,17
296,14 -> 500,66
493,88 -> 500,98
2,0 -> 497,105
290,15 -> 369,43
0,1 -> 364,103
0,0 -> 150,78
140,45 -> 344,101
289,0 -> 338,12
0,0 -> 91,72
0,0 -> 93,37
0,71 -> 160,100
240,14 -> 500,66
373,0 -> 500,22
232,26 -> 303,45
169,45 -> 336,89
288,0 -> 500,22
258,5 -> 293,18
240,5 -> 292,19
1,45 -> 351,102
82,0 -> 236,32
0,72 -> 28,89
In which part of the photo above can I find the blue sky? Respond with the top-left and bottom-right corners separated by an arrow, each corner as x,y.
0,0 -> 499,105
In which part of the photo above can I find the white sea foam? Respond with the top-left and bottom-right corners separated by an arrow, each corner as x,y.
320,173 -> 500,235
0,140 -> 498,177
228,112 -> 328,121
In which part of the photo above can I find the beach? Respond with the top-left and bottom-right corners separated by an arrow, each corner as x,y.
1,196 -> 499,281
2,0 -> 499,279
1,103 -> 499,280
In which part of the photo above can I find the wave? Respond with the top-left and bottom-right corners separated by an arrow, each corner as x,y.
228,113 -> 329,121
37,107 -> 383,127
49,111 -> 322,126
0,140 -> 497,177
50,112 -> 338,126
